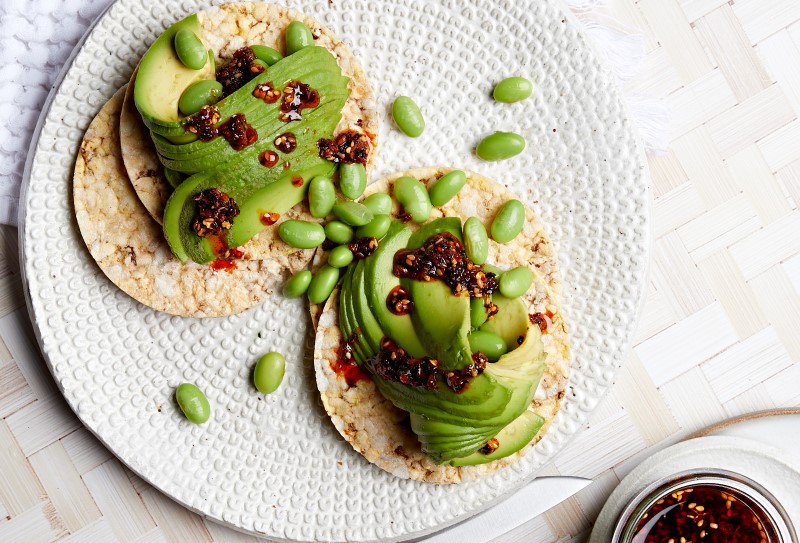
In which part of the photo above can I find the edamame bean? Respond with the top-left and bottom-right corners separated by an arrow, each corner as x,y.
309,176 -> 335,218
491,199 -> 525,243
493,76 -> 533,103
394,176 -> 432,223
174,29 -> 207,70
339,163 -> 367,200
286,21 -> 313,55
428,170 -> 466,207
463,217 -> 488,265
476,131 -> 526,161
278,220 -> 325,249
363,193 -> 392,215
283,270 -> 312,298
324,221 -> 354,244
327,245 -> 354,268
483,264 -> 503,277
178,80 -> 223,115
332,201 -> 373,226
253,352 -> 285,394
307,265 -> 339,304
175,383 -> 210,424
467,330 -> 508,361
356,214 -> 391,239
392,96 -> 425,137
251,45 -> 283,66
470,296 -> 489,328
499,266 -> 533,298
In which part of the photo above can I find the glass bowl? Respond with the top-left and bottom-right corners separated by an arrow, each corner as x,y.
612,468 -> 797,543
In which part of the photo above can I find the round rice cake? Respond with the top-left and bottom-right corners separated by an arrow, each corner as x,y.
120,1 -> 378,258
313,167 -> 570,483
75,87 -> 313,318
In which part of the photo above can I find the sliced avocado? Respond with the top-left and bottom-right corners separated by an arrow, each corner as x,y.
338,266 -> 370,365
161,47 -> 349,263
480,295 -> 530,352
406,216 -> 462,249
153,47 -> 349,173
402,278 -> 472,372
350,260 -> 383,354
373,370 -> 509,419
445,411 -> 545,467
365,221 -> 427,357
228,160 -> 335,248
134,15 -> 215,131
404,325 -> 546,462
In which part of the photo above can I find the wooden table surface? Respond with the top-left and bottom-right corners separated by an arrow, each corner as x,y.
2,0 -> 800,541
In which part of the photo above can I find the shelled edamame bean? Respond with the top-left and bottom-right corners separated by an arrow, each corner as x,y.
178,80 -> 223,115
253,352 -> 285,394
251,45 -> 283,66
327,245 -> 354,268
470,297 -> 490,328
286,21 -> 313,55
491,199 -> 525,243
174,29 -> 207,70
309,176 -> 335,218
428,170 -> 466,207
356,214 -> 391,239
339,163 -> 367,199
307,265 -> 339,304
175,383 -> 210,424
499,266 -> 533,298
283,270 -> 312,298
332,201 -> 373,226
467,330 -> 508,361
393,176 -> 431,223
392,96 -> 425,137
363,193 -> 393,216
324,221 -> 354,244
476,131 -> 525,161
278,220 -> 325,249
462,217 -> 488,265
493,77 -> 533,103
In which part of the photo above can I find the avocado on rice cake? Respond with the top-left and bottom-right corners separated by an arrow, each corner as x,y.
313,168 -> 570,483
121,2 -> 377,263
74,88 -> 312,318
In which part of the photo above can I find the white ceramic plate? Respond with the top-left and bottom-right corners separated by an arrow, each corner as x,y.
589,434 -> 800,542
20,0 -> 649,541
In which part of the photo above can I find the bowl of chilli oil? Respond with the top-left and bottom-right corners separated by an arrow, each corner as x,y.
612,469 -> 797,543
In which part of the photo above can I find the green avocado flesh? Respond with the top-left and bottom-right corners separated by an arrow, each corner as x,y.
155,44 -> 348,263
479,294 -> 530,347
340,217 -> 548,464
134,15 -> 215,130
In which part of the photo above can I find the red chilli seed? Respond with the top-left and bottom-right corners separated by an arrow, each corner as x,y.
258,150 -> 279,168
184,105 -> 221,141
317,129 -> 371,165
253,82 -> 281,103
279,80 -> 320,122
349,237 -> 379,259
274,132 -> 297,153
529,311 -> 554,334
386,285 -> 413,315
259,212 -> 280,226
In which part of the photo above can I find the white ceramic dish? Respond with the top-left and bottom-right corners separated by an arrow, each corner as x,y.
590,426 -> 800,542
19,0 -> 649,541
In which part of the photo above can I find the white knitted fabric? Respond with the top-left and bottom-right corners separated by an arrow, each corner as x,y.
0,0 -> 668,226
